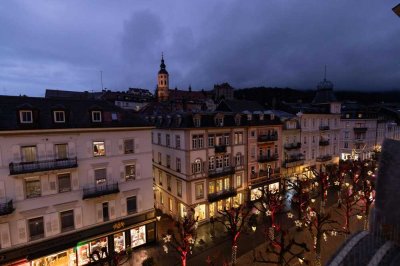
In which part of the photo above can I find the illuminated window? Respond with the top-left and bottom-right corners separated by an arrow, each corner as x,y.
125,165 -> 135,181
93,141 -> 105,157
195,183 -> 204,199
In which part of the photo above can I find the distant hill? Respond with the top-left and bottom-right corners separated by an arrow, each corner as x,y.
234,87 -> 400,108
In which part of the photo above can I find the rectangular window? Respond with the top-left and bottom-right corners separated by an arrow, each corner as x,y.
127,196 -> 137,214
224,177 -> 230,189
216,179 -> 223,192
175,135 -> 181,149
160,192 -> 164,205
251,131 -> 256,137
236,174 -> 242,188
216,156 -> 223,169
25,177 -> 41,198
21,146 -> 37,162
176,158 -> 181,172
55,144 -> 68,159
235,154 -> 242,166
208,156 -> 215,170
195,183 -> 204,199
124,139 -> 135,154
103,202 -> 109,221
92,111 -> 102,122
28,217 -> 44,241
234,132 -> 243,145
208,135 -> 215,147
192,135 -> 198,149
198,135 -> 204,148
224,134 -> 230,145
177,180 -> 182,197
95,168 -> 107,185
158,152 -> 162,164
125,165 -> 136,181
93,141 -> 105,157
20,110 -> 33,123
53,111 -> 65,123
157,133 -> 161,145
169,198 -> 173,211
224,154 -> 230,167
209,181 -> 215,194
60,210 -> 74,232
167,175 -> 171,191
166,134 -> 170,147
58,173 -> 71,193
158,171 -> 162,185
166,155 -> 171,168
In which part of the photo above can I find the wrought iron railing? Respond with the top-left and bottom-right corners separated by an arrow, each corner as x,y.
83,182 -> 119,199
9,157 -> 77,175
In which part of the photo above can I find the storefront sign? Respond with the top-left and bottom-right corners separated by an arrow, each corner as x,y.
113,221 -> 125,231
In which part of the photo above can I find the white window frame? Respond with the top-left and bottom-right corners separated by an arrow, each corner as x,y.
20,110 -> 33,123
53,110 -> 65,123
92,111 -> 102,122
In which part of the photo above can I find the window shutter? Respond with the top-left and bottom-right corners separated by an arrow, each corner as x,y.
74,207 -> 83,229
138,195 -> 143,212
49,175 -> 57,193
105,140 -> 111,156
0,181 -> 5,198
109,200 -> 116,220
15,179 -> 24,201
45,143 -> 53,160
87,141 -> 92,157
68,142 -> 76,157
0,223 -> 11,248
72,172 -> 79,190
135,141 -> 140,153
41,175 -> 49,195
17,219 -> 27,244
118,139 -> 123,154
37,143 -> 46,160
120,198 -> 127,216
96,203 -> 103,223
12,145 -> 21,162
136,163 -> 141,179
44,214 -> 52,237
51,212 -> 60,235
120,165 -> 124,180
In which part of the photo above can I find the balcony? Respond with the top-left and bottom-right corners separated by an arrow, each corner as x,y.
354,127 -> 367,133
257,133 -> 278,143
9,157 -> 78,175
284,142 -> 301,150
316,155 -> 332,162
0,199 -> 14,216
282,156 -> 305,168
319,139 -> 330,146
83,182 -> 119,199
208,166 -> 235,178
354,138 -> 366,143
319,125 -> 330,131
214,145 -> 227,153
257,154 -> 279,163
208,187 -> 237,203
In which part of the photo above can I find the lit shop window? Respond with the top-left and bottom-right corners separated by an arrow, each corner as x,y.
93,141 -> 105,157
130,225 -> 146,248
114,232 -> 126,253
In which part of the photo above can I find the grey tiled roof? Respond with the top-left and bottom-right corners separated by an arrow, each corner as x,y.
216,99 -> 266,112
0,95 -> 150,131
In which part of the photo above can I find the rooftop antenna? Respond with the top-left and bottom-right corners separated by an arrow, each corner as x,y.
100,70 -> 104,91
324,65 -> 327,81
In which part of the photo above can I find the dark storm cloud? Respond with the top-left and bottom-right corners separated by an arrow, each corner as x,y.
0,0 -> 399,96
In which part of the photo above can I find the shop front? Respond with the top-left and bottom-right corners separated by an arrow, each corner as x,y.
3,210 -> 156,266
250,181 -> 281,201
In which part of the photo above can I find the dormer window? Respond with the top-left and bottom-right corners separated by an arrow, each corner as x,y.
53,111 -> 65,123
20,110 -> 33,123
215,114 -> 224,127
270,114 -> 275,120
235,114 -> 241,126
193,115 -> 201,127
247,114 -> 252,121
259,114 -> 264,120
92,111 -> 102,122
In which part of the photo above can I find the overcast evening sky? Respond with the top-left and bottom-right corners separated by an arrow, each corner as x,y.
0,1 -> 399,96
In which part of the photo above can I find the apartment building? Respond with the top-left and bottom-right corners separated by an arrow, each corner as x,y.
340,103 -> 378,160
0,96 -> 154,266
245,112 -> 283,200
151,112 -> 247,222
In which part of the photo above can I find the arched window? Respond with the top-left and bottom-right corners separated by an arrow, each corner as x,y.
192,159 -> 202,174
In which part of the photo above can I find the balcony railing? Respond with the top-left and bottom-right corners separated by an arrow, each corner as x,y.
214,145 -> 227,153
316,155 -> 332,162
284,142 -> 301,150
83,182 -> 119,199
257,133 -> 278,143
208,166 -> 235,178
257,154 -> 279,163
282,157 -> 305,168
319,140 -> 330,146
0,199 -> 14,216
319,125 -> 330,131
208,187 -> 237,203
354,127 -> 368,133
9,157 -> 78,175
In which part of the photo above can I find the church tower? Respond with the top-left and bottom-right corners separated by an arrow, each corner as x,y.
157,53 -> 169,102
